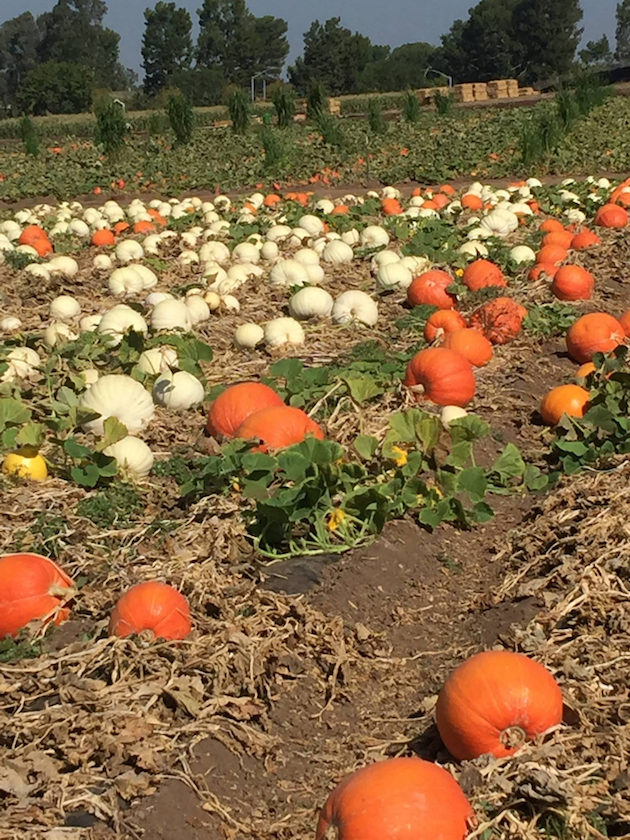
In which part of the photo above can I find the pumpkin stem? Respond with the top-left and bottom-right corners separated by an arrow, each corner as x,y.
499,725 -> 527,749
409,384 -> 425,395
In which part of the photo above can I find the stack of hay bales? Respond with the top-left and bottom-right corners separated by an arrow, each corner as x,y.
487,79 -> 509,99
454,83 -> 474,103
473,82 -> 488,101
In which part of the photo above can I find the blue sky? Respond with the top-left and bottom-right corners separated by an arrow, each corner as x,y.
1,0 -> 619,75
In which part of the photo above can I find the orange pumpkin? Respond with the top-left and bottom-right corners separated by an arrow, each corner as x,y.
536,244 -> 568,266
461,260 -> 506,292
595,203 -> 629,228
235,406 -> 324,451
424,310 -> 467,343
543,230 -> 573,250
113,221 -> 130,235
462,193 -> 483,211
31,237 -> 53,257
315,757 -> 472,840
436,650 -> 563,761
528,263 -> 559,281
109,581 -> 191,640
440,184 -> 456,196
566,313 -> 625,363
571,229 -> 601,250
576,362 -> 596,378
18,225 -> 48,246
403,347 -> 476,407
619,310 -> 630,335
540,384 -> 590,425
91,229 -> 116,247
442,328 -> 493,367
432,193 -> 450,209
263,193 -> 282,207
407,270 -> 456,310
207,382 -> 284,439
133,220 -> 155,234
382,198 -> 403,215
550,265 -> 594,301
469,297 -> 527,345
0,553 -> 74,638
540,219 -> 565,233
331,204 -> 349,215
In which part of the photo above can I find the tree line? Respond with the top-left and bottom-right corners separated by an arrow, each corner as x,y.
1,0 -> 630,117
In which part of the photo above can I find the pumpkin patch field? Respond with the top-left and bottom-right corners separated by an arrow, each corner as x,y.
3,172 -> 630,840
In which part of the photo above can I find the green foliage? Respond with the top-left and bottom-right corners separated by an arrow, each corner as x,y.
62,437 -> 119,488
523,303 -> 579,338
0,12 -> 41,110
403,90 -> 420,123
617,0 -> 630,62
76,481 -> 143,527
167,91 -> 195,145
19,115 -> 40,156
271,84 -> 296,128
167,66 -> 226,107
228,88 -> 251,133
3,249 -> 40,271
368,98 -> 385,134
17,61 -> 95,116
434,91 -> 455,116
550,349 -> 630,475
316,113 -> 345,148
259,125 -> 285,170
579,35 -> 613,66
142,1 -> 193,96
511,0 -> 583,84
14,512 -> 68,559
0,636 -> 42,663
520,107 -> 562,166
94,100 -> 128,157
306,80 -> 327,119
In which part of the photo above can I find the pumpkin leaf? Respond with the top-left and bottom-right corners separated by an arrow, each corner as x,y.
491,443 -> 526,482
97,417 -> 129,452
0,398 -> 31,432
354,434 -> 379,460
15,422 -> 45,448
343,375 -> 383,404
457,467 -> 487,502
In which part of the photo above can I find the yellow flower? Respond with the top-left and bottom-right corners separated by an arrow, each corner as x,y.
455,268 -> 464,277
327,509 -> 346,532
390,446 -> 408,467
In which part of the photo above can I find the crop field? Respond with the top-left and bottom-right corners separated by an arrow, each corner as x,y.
2,105 -> 630,840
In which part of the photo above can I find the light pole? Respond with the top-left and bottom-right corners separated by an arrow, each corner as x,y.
425,67 -> 453,89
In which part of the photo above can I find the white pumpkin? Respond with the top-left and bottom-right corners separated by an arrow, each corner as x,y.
115,240 -> 144,263
376,262 -> 413,291
44,322 -> 78,348
1,347 -> 40,383
260,241 -> 279,261
322,240 -> 354,264
289,287 -> 334,320
269,259 -> 309,288
146,291 -> 174,307
0,316 -> 22,331
315,198 -> 335,214
305,264 -> 325,284
332,291 -> 378,327
458,241 -> 489,259
510,245 -> 537,264
93,254 -> 113,271
298,214 -> 324,237
371,250 -> 400,272
265,224 -> 292,243
153,370 -> 205,410
79,368 -> 100,387
293,248 -> 320,267
104,436 -> 154,477
233,242 -> 260,264
25,264 -> 51,281
50,295 -> 81,321
361,226 -> 390,247
441,406 -> 468,428
108,267 -> 144,297
137,346 -> 179,374
234,323 -> 264,349
151,299 -> 192,332
79,314 -> 103,332
264,317 -> 305,348
80,374 -> 155,435
186,295 -> 211,324
69,219 -> 90,237
341,229 -> 360,246
98,305 -> 148,346
47,256 -> 79,277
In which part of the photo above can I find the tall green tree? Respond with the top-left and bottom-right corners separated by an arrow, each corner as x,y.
197,0 -> 288,85
435,0 -> 519,82
18,60 -> 95,114
358,43 -> 436,92
288,18 -> 374,95
580,35 -> 613,66
616,0 -> 630,61
0,13 -> 41,109
511,0 -> 583,83
142,2 -> 193,95
37,0 -> 130,89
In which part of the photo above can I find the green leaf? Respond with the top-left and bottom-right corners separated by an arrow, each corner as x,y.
56,386 -> 80,408
15,422 -> 45,448
97,417 -> 129,451
71,464 -> 101,487
491,443 -> 526,482
343,375 -> 383,404
448,414 -> 490,442
446,440 -> 473,469
354,434 -> 379,460
415,415 -> 441,453
583,404 -> 616,432
457,467 -> 487,501
0,398 -> 31,432
64,437 -> 92,459
389,410 -> 422,443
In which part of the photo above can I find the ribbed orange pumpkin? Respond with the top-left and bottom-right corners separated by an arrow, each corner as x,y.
543,230 -> 573,249
462,193 -> 483,211
234,406 -> 324,451
315,758 -> 472,840
442,328 -> 493,367
540,384 -> 590,425
436,650 -> 563,761
18,225 -> 48,246
595,203 -> 629,228
91,229 -> 116,247
550,265 -> 594,301
537,244 -> 568,266
424,310 -> 467,343
0,553 -> 74,638
207,383 -> 284,439
31,237 -> 53,257
619,310 -> 630,335
566,313 -> 625,363
461,260 -> 506,292
469,297 -> 527,345
407,270 -> 456,310
109,582 -> 191,640
540,219 -> 565,233
403,348 -> 476,407
528,263 -> 559,281
571,229 -> 601,250
382,198 -> 403,215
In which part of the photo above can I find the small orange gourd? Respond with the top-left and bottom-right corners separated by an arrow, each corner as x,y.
540,384 -> 590,425
424,310 -> 467,343
0,553 -> 74,638
109,581 -> 191,640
